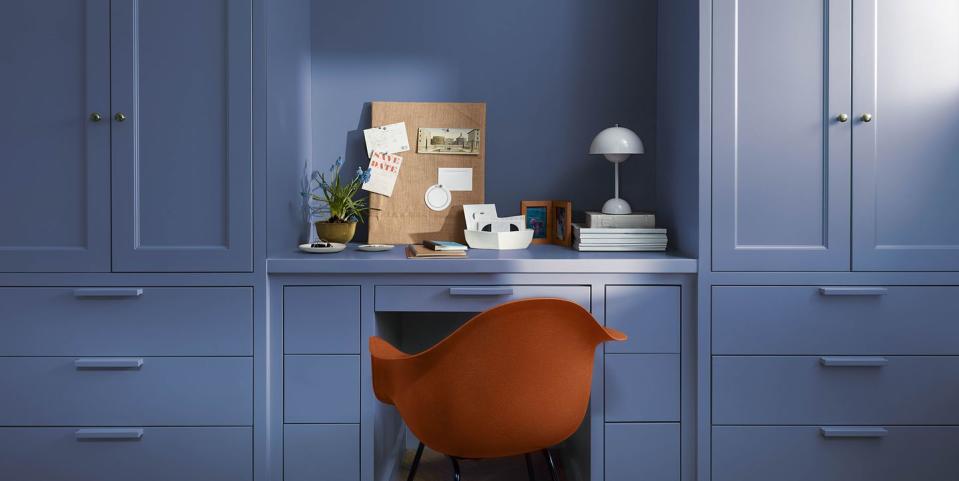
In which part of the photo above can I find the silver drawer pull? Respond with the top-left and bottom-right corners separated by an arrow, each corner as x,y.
73,288 -> 144,298
818,287 -> 887,297
448,287 -> 514,297
820,356 -> 888,367
820,427 -> 888,438
74,358 -> 144,370
76,428 -> 144,440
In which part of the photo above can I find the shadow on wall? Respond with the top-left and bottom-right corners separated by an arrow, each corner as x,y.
310,0 -> 659,235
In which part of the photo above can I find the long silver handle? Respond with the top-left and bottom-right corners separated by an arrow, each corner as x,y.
820,356 -> 888,367
448,287 -> 515,297
76,428 -> 144,440
73,288 -> 143,298
74,358 -> 144,370
820,427 -> 887,438
818,287 -> 887,297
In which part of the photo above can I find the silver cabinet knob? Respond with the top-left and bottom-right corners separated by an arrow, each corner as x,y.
861,113 -> 873,122
114,112 -> 127,122
837,113 -> 849,123
89,112 -> 102,122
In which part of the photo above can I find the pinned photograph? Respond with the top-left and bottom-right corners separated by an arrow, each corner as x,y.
417,128 -> 481,155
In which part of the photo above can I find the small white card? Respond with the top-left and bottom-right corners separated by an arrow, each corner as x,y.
363,122 -> 410,157
438,167 -> 473,192
362,151 -> 403,197
463,204 -> 498,231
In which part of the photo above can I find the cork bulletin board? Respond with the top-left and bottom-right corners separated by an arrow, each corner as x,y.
368,102 -> 486,244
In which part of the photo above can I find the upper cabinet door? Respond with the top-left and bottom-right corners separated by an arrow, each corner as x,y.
712,0 -> 852,271
110,0 -> 252,272
852,0 -> 959,271
0,1 -> 111,272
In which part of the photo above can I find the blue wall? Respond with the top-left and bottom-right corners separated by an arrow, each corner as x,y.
311,0 -> 659,231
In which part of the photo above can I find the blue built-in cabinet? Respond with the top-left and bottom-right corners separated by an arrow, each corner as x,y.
712,0 -> 959,273
0,0 -> 252,273
705,2 -> 959,481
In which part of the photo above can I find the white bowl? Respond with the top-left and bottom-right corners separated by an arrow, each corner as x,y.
464,229 -> 534,250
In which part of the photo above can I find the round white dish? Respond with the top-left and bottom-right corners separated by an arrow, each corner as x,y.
357,244 -> 394,252
298,242 -> 346,254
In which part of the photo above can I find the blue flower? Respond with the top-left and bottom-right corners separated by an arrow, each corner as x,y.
361,169 -> 372,183
355,167 -> 363,178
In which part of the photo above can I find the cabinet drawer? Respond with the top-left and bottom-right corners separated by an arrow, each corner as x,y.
605,354 -> 680,422
713,426 -> 959,481
713,286 -> 959,355
284,355 -> 360,423
0,287 -> 252,356
713,356 -> 959,425
284,286 -> 360,354
605,286 -> 680,353
605,423 -> 679,481
0,357 -> 251,426
285,424 -> 359,481
375,285 -> 590,312
0,427 -> 251,481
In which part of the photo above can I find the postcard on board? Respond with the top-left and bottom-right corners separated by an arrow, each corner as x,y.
363,122 -> 410,157
362,151 -> 404,197
417,127 -> 481,155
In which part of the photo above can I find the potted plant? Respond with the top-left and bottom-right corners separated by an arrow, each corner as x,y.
304,157 -> 372,244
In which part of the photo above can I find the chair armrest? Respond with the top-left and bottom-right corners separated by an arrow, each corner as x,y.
601,326 -> 628,342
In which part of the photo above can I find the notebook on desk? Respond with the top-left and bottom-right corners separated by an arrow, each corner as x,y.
406,244 -> 467,258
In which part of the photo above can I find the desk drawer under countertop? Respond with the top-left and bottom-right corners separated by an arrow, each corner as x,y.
0,287 -> 252,356
0,357 -> 252,426
374,285 -> 591,312
0,427 -> 251,481
713,426 -> 959,481
712,285 -> 959,355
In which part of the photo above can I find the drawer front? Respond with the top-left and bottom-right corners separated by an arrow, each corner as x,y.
713,426 -> 959,481
605,286 -> 680,353
285,424 -> 359,481
605,423 -> 680,481
0,427 -> 251,481
0,287 -> 252,356
374,285 -> 590,312
713,286 -> 959,355
284,286 -> 360,354
713,356 -> 959,425
0,357 -> 251,426
284,355 -> 360,423
605,354 -> 680,422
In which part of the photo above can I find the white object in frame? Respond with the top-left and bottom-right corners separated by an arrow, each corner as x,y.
424,184 -> 452,211
363,122 -> 410,156
362,151 -> 403,197
437,168 -> 473,192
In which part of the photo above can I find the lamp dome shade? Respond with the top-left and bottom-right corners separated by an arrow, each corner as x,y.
589,125 -> 645,159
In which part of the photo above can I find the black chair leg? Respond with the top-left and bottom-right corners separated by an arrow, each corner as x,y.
525,453 -> 536,481
542,449 -> 558,481
406,442 -> 425,481
449,456 -> 461,481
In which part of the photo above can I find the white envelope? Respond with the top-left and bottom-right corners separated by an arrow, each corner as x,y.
438,168 -> 473,192
363,122 -> 410,157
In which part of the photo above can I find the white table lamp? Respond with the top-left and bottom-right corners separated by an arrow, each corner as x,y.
589,124 -> 644,214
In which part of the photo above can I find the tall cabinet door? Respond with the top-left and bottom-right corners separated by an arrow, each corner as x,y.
852,0 -> 959,271
111,0 -> 253,272
712,0 -> 852,271
0,1 -> 111,272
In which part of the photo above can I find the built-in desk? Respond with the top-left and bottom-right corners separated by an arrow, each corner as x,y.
266,245 -> 696,481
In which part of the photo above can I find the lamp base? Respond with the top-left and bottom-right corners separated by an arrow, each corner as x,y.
601,198 -> 632,215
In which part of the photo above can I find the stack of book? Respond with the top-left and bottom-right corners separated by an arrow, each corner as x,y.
406,241 -> 468,258
572,212 -> 668,251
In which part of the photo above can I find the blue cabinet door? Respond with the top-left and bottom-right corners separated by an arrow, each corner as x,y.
712,0 -> 852,271
0,1 -> 111,272
852,0 -> 959,271
110,0 -> 252,272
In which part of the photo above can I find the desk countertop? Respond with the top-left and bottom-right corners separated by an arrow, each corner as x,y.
267,244 -> 697,274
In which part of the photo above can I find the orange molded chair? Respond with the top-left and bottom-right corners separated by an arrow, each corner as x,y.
370,298 -> 626,481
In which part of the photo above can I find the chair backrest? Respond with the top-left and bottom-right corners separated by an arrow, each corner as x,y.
370,298 -> 626,459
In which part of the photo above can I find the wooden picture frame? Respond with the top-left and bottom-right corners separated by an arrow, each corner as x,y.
521,200 -> 552,244
551,200 -> 573,247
